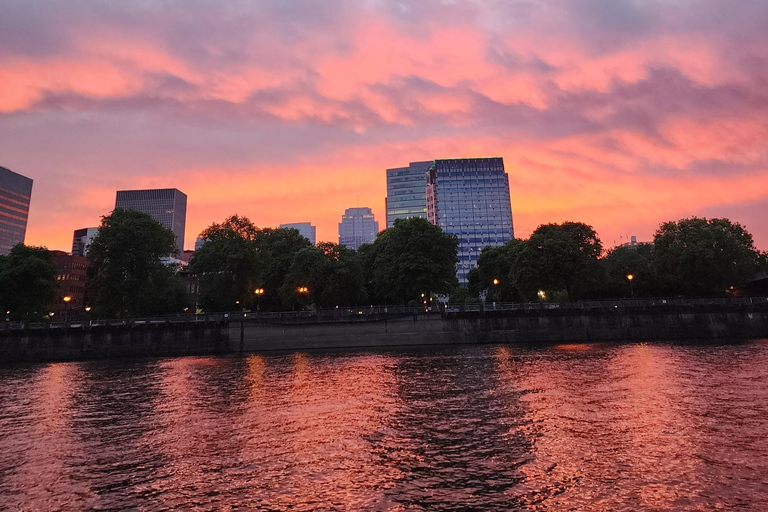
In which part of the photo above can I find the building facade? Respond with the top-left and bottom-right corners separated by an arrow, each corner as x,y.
279,222 -> 317,245
0,166 -> 33,255
338,207 -> 379,250
385,161 -> 432,229
72,227 -> 99,257
115,188 -> 187,254
50,250 -> 89,314
427,157 -> 514,285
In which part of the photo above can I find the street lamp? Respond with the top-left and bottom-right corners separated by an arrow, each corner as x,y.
492,278 -> 500,286
537,290 -> 546,301
626,274 -> 635,299
254,287 -> 265,310
63,295 -> 72,323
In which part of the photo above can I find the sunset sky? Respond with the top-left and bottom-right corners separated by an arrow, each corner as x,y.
1,0 -> 767,251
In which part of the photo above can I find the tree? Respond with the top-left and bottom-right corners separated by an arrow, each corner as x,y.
654,217 -> 762,296
254,227 -> 313,310
0,244 -> 58,320
366,217 -> 458,304
599,244 -> 660,298
467,239 -> 526,302
517,222 -> 602,300
191,215 -> 263,311
87,209 -> 188,316
279,243 -> 367,309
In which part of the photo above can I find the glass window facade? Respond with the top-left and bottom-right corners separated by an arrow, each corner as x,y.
427,158 -> 514,285
338,207 -> 379,250
0,166 -> 33,256
385,161 -> 432,228
279,222 -> 317,246
115,188 -> 187,254
71,227 -> 99,257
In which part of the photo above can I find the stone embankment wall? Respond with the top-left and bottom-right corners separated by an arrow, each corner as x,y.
2,303 -> 767,363
0,320 -> 229,363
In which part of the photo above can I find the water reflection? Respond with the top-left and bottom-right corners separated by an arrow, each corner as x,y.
1,342 -> 768,510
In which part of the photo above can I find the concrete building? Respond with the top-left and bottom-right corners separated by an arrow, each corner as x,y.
0,166 -> 33,255
194,236 -> 207,251
427,157 -> 514,285
338,207 -> 379,250
385,161 -> 432,229
115,188 -> 187,254
50,250 -> 89,315
280,222 -> 317,245
72,227 -> 99,257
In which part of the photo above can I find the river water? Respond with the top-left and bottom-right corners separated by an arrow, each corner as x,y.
1,341 -> 768,511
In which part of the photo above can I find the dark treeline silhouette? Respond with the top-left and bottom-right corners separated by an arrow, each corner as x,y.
1,213 -> 766,320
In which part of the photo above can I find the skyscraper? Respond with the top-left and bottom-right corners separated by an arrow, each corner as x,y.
115,188 -> 187,254
71,227 -> 99,257
279,222 -> 317,245
385,161 -> 432,228
0,166 -> 33,255
427,157 -> 514,285
338,207 -> 378,250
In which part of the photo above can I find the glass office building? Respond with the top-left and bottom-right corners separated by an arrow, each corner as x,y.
279,222 -> 317,245
338,207 -> 379,250
427,157 -> 514,285
385,161 -> 432,228
71,227 -> 99,257
0,166 -> 33,255
115,188 -> 187,254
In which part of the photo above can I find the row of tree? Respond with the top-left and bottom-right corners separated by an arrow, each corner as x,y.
2,210 -> 765,320
468,218 -> 767,302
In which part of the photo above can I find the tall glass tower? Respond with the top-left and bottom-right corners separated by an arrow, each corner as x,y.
385,161 -> 432,228
0,166 -> 33,255
338,207 -> 378,250
115,188 -> 187,254
427,158 -> 514,285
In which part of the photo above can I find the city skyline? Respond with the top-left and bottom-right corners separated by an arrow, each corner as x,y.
1,1 -> 767,251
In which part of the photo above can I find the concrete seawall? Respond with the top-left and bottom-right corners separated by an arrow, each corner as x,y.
2,302 -> 767,363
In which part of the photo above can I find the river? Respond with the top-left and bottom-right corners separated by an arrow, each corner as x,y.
1,341 -> 767,511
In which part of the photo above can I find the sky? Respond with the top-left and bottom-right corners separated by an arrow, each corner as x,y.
1,0 -> 767,251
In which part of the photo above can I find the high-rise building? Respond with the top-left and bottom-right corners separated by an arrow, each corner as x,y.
115,188 -> 187,254
72,227 -> 99,257
338,207 -> 379,250
385,161 -> 432,228
0,166 -> 33,255
194,236 -> 207,251
427,157 -> 514,285
280,222 -> 317,245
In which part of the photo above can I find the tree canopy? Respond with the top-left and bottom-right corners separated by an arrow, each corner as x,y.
0,244 -> 59,320
366,217 -> 458,304
87,208 -> 188,316
654,217 -> 763,296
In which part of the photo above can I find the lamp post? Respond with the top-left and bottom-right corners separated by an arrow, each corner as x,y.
296,286 -> 309,310
626,274 -> 635,299
63,295 -> 72,323
537,290 -> 546,302
254,288 -> 264,311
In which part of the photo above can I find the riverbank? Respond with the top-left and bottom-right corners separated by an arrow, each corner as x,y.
2,299 -> 767,363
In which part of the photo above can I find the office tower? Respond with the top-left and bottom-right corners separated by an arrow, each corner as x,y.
427,157 -> 514,285
49,250 -> 89,313
0,166 -> 33,255
194,236 -> 206,251
385,161 -> 432,229
115,188 -> 187,254
338,207 -> 379,250
72,227 -> 99,257
280,222 -> 317,245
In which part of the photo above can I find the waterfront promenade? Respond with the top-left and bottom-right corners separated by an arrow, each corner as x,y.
2,298 -> 767,363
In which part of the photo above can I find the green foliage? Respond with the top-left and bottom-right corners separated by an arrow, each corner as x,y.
366,217 -> 458,304
515,222 -> 602,300
599,244 -> 659,298
0,244 -> 59,320
87,208 -> 187,316
254,227 -> 313,310
467,239 -> 526,301
191,215 -> 263,311
653,217 -> 762,296
279,242 -> 367,309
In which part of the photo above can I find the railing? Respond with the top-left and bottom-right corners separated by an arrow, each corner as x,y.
2,298 -> 767,333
